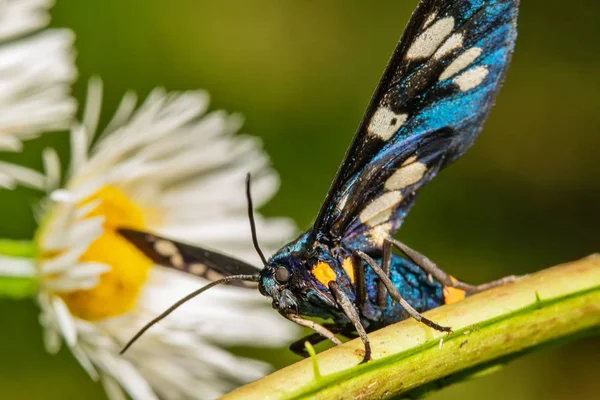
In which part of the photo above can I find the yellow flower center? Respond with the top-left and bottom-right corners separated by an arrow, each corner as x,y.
57,186 -> 153,321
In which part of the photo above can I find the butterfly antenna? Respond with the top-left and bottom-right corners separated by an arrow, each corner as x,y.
246,173 -> 268,267
120,274 -> 258,354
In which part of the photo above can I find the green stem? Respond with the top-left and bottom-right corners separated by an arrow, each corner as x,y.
0,239 -> 36,257
0,238 -> 37,299
223,254 -> 600,400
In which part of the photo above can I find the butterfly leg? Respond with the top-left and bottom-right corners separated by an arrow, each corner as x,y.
329,281 -> 371,364
384,238 -> 517,294
289,324 -> 342,357
351,252 -> 367,308
377,239 -> 393,310
355,250 -> 452,333
285,313 -> 342,349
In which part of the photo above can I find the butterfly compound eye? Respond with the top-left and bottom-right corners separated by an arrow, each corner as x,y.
274,267 -> 291,284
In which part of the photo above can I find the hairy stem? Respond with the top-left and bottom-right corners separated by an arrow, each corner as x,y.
223,254 -> 600,400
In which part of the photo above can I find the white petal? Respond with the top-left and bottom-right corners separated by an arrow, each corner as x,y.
51,297 -> 77,347
101,375 -> 128,400
93,352 -> 158,400
0,161 -> 46,190
71,346 -> 100,381
141,268 -> 301,347
101,91 -> 137,137
0,134 -> 23,151
44,275 -> 100,292
67,216 -> 104,245
0,173 -> 15,188
0,29 -> 77,143
42,147 -> 62,192
38,202 -> 78,250
75,199 -> 102,219
63,262 -> 110,280
69,124 -> 89,176
49,188 -> 75,203
42,325 -> 62,354
81,77 -> 103,145
0,0 -> 53,40
40,243 -> 90,274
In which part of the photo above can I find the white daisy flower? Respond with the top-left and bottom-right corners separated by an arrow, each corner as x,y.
0,79 -> 299,399
0,0 -> 77,154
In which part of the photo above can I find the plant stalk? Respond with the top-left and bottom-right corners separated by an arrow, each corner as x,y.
222,254 -> 600,400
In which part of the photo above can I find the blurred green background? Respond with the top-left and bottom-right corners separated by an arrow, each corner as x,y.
0,0 -> 599,399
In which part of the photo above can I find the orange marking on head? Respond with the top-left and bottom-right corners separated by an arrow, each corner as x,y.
342,258 -> 355,283
312,262 -> 337,286
443,276 -> 467,305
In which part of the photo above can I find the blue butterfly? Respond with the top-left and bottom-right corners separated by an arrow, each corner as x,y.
120,0 -> 520,363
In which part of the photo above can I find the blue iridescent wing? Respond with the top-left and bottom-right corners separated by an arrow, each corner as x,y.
311,0 -> 519,251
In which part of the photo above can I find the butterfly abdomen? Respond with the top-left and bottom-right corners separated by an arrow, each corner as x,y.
363,254 -> 446,326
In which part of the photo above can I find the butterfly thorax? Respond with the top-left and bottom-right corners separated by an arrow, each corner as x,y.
259,230 -> 447,329
258,230 -> 444,329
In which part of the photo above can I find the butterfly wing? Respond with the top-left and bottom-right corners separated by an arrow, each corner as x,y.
311,0 -> 519,251
119,228 -> 259,287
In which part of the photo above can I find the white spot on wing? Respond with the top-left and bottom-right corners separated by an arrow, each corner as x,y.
423,11 -> 438,29
336,193 -> 349,212
154,240 -> 179,257
369,223 -> 392,247
171,254 -> 185,269
439,47 -> 483,81
189,263 -> 207,275
205,269 -> 223,281
434,33 -> 463,59
368,107 -> 408,141
384,161 -> 428,191
453,66 -> 489,91
359,191 -> 403,227
402,156 -> 417,166
406,17 -> 454,60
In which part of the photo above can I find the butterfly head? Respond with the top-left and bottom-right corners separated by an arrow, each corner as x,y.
258,237 -> 340,318
258,245 -> 313,314
258,263 -> 298,313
